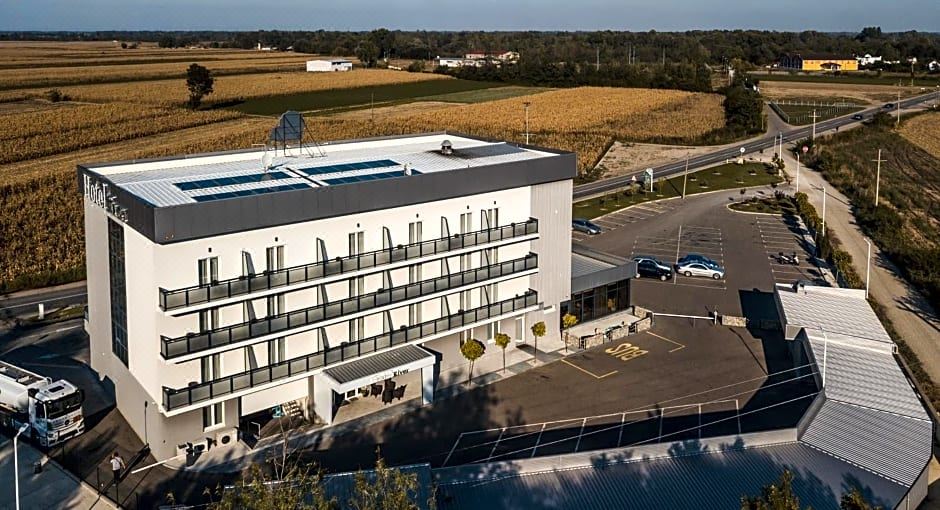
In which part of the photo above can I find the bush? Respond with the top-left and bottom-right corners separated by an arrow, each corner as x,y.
406,60 -> 426,73
45,89 -> 67,102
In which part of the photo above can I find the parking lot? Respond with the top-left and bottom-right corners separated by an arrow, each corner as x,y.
754,215 -> 827,286
579,188 -> 822,317
434,323 -> 816,467
573,200 -> 678,243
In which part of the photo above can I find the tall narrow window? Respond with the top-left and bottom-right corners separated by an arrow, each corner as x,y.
107,219 -> 128,367
198,257 -> 218,286
266,246 -> 285,364
460,212 -> 472,234
199,294 -> 222,430
483,208 -> 498,229
408,221 -> 423,325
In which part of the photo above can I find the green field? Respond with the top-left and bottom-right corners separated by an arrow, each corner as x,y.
573,162 -> 782,219
421,85 -> 549,103
231,79 -> 506,115
757,72 -> 940,87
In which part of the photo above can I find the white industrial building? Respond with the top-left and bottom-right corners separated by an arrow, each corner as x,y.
306,59 -> 353,72
79,132 -> 575,461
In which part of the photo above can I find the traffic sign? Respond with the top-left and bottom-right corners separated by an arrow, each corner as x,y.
802,145 -> 809,154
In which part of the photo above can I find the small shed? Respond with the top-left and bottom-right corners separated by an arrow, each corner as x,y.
306,59 -> 353,72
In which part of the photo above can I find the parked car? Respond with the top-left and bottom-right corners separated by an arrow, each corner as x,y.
676,261 -> 725,280
572,218 -> 602,235
677,253 -> 721,269
633,256 -> 673,281
852,114 -> 864,121
883,103 -> 895,109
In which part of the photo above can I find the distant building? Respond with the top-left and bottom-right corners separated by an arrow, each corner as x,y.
856,54 -> 882,66
306,59 -> 353,72
779,53 -> 859,72
256,42 -> 275,51
435,57 -> 482,68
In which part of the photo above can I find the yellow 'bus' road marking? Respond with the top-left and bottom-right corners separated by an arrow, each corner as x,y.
645,332 -> 686,353
560,359 -> 618,379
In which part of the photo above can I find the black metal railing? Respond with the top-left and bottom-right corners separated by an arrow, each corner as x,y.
159,218 -> 539,311
162,290 -> 538,411
161,253 -> 538,360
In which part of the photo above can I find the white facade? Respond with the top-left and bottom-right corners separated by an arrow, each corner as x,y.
81,133 -> 573,461
306,59 -> 353,72
856,54 -> 882,66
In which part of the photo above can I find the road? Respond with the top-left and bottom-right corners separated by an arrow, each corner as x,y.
0,281 -> 86,319
573,91 -> 938,200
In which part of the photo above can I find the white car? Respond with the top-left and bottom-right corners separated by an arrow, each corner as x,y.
675,261 -> 725,280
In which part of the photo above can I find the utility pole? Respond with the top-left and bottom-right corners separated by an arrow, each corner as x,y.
682,154 -> 689,198
662,46 -> 666,66
820,185 -> 827,238
596,46 -> 600,71
864,238 -> 872,299
522,103 -> 530,144
811,109 -> 820,141
795,153 -> 801,193
872,149 -> 886,207
897,87 -> 901,127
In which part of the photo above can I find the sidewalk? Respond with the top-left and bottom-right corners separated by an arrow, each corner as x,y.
780,149 -> 940,384
0,435 -> 115,510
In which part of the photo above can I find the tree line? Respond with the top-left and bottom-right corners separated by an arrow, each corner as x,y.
2,27 -> 939,66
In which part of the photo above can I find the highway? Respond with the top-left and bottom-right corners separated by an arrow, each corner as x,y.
0,281 -> 86,319
573,91 -> 939,200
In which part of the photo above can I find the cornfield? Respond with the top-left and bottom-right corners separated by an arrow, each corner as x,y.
0,103 -> 243,164
0,69 -> 453,106
899,111 -> 940,159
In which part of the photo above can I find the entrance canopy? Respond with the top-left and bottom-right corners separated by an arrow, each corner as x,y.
322,344 -> 436,395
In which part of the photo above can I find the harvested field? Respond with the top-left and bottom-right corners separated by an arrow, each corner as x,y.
0,56 -> 311,89
900,111 -> 940,158
594,142 -> 716,179
0,69 -> 452,106
760,81 -> 922,104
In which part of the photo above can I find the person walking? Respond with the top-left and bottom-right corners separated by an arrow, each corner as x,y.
110,451 -> 125,485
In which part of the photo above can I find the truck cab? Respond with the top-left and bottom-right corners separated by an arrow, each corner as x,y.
0,361 -> 85,448
30,381 -> 85,447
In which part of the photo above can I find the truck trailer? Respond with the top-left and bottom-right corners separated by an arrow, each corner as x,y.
0,360 -> 85,447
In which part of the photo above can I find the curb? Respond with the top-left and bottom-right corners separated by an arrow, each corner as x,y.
589,181 -> 784,221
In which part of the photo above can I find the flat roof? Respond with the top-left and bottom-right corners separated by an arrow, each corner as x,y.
90,133 -> 557,208
78,132 -> 576,244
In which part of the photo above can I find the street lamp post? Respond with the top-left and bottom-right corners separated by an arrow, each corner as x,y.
795,153 -> 800,193
522,101 -> 531,145
14,423 -> 29,510
682,154 -> 689,198
865,238 -> 872,299
872,149 -> 886,207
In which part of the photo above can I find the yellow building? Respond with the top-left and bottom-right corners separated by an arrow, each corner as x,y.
779,53 -> 859,72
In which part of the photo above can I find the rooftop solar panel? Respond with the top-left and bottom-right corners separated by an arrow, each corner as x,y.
321,169 -> 421,186
191,182 -> 309,202
296,159 -> 399,177
175,171 -> 292,191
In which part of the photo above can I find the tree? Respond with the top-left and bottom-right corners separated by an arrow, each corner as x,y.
840,488 -> 881,510
185,63 -> 214,110
561,313 -> 578,351
530,321 -> 547,364
206,463 -> 333,510
459,338 -> 485,386
348,452 -> 434,510
158,35 -> 176,48
407,60 -> 426,73
740,470 -> 803,510
356,40 -> 380,68
494,332 -> 511,373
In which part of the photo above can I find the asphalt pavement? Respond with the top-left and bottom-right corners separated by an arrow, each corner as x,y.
572,91 -> 939,200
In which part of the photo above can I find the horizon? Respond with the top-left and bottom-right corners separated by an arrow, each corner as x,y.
2,0 -> 938,33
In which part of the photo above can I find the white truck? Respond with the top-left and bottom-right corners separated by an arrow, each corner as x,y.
0,360 -> 85,447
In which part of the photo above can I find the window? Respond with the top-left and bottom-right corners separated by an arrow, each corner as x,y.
459,212 -> 472,234
408,223 -> 423,326
349,318 -> 364,342
201,355 -> 223,429
107,219 -> 128,366
198,257 -> 218,286
408,221 -> 422,245
266,246 -> 285,364
483,208 -> 498,229
409,304 -> 422,326
348,231 -> 364,256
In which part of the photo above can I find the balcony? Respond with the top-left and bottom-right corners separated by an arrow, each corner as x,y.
159,218 -> 539,312
162,291 -> 538,414
161,253 -> 538,361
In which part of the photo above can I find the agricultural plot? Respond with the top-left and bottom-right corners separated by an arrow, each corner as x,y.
759,80 -> 923,105
768,98 -> 862,125
0,69 -> 453,106
900,111 -> 940,159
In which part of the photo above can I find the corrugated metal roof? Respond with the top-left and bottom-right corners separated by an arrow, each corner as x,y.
570,253 -> 615,279
807,335 -> 928,420
776,285 -> 891,344
435,441 -> 906,510
801,400 -> 932,486
324,344 -> 433,385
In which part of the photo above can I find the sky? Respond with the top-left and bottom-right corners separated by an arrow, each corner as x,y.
1,0 -> 938,32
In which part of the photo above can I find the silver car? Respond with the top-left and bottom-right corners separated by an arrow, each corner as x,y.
675,261 -> 725,280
